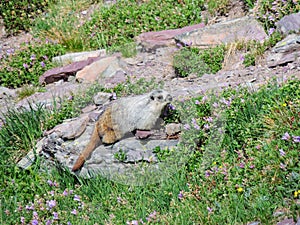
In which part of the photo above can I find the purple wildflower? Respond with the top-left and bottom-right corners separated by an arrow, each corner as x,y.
168,104 -> 176,110
268,28 -> 275,35
31,219 -> 38,225
67,222 -> 72,225
33,211 -> 38,219
21,217 -> 25,224
30,54 -> 36,60
43,55 -> 48,60
23,63 -> 29,69
205,170 -> 210,177
74,195 -> 81,201
204,117 -> 213,123
53,212 -> 59,220
240,55 -> 245,62
239,163 -> 245,168
204,124 -> 210,130
63,189 -> 69,196
279,149 -> 286,156
202,95 -> 208,103
71,209 -> 78,215
282,132 -> 291,140
46,219 -> 53,225
207,207 -> 213,213
47,200 -> 56,209
249,164 -> 255,169
213,102 -> 219,108
280,163 -> 286,169
292,136 -> 300,143
183,124 -> 190,130
178,191 -> 184,200
195,100 -> 200,105
40,61 -> 45,67
47,180 -> 53,186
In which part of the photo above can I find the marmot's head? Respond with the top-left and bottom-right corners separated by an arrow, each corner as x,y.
149,90 -> 172,105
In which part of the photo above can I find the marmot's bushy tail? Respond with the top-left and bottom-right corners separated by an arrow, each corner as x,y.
72,128 -> 102,172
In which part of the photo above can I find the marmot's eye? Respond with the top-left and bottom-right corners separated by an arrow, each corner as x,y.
157,95 -> 163,100
150,95 -> 155,100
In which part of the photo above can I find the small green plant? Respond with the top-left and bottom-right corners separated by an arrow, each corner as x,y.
117,42 -> 138,58
17,85 -> 46,100
242,31 -> 283,67
205,0 -> 229,16
0,39 -> 66,88
255,0 -> 300,32
0,0 -> 52,34
114,149 -> 127,162
152,146 -> 174,162
173,45 -> 225,77
112,77 -> 164,97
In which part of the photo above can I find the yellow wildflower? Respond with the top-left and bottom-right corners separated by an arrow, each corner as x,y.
282,103 -> 287,107
294,190 -> 300,198
237,187 -> 243,193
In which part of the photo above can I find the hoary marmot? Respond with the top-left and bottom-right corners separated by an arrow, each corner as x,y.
72,90 -> 172,171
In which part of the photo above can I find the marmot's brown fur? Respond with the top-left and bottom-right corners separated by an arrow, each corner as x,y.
72,90 -> 172,172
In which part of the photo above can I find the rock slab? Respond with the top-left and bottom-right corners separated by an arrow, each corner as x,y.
175,16 -> 267,48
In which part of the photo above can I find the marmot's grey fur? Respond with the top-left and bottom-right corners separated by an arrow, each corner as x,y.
72,90 -> 172,171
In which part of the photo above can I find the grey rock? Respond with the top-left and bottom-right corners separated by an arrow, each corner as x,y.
165,123 -> 181,136
247,222 -> 260,225
276,12 -> 300,35
175,16 -> 267,48
135,130 -> 152,139
39,56 -> 101,85
16,82 -> 83,111
93,92 -> 113,106
0,86 -> 16,99
81,104 -> 97,114
135,23 -> 205,52
276,219 -> 295,225
52,49 -> 106,65
17,137 -> 47,169
45,115 -> 89,140
0,17 -> 6,38
76,56 -> 125,83
267,34 -> 300,67
296,218 -> 300,225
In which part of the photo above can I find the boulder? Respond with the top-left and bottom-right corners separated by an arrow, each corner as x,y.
45,115 -> 89,140
76,56 -> 125,83
276,12 -> 300,35
52,49 -> 106,65
267,34 -> 300,68
93,92 -> 113,106
175,16 -> 267,48
0,17 -> 6,38
135,23 -> 205,52
39,56 -> 101,85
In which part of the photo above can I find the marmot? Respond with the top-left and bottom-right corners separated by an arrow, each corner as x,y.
72,90 -> 172,171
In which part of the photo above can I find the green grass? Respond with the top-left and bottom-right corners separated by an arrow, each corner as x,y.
0,78 -> 299,224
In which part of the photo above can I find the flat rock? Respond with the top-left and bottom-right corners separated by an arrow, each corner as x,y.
76,56 -> 125,83
175,16 -> 267,48
39,56 -> 101,85
16,81 -> 84,111
277,218 -> 296,225
93,92 -> 113,105
52,49 -> 106,65
276,12 -> 300,35
135,23 -> 205,52
0,17 -> 6,38
45,115 -> 89,140
267,34 -> 300,67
